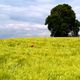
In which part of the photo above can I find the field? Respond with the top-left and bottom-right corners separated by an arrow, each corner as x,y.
0,37 -> 80,80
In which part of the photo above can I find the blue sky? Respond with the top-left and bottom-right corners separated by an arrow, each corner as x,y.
0,0 -> 80,38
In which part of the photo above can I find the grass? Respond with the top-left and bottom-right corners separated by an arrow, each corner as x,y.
0,37 -> 80,80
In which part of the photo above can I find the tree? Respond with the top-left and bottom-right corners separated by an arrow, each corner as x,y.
45,4 -> 80,37
73,20 -> 80,36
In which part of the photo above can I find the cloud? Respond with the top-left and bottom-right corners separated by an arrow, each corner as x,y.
2,23 -> 47,31
0,0 -> 80,38
0,2 -> 53,24
0,22 -> 50,38
0,0 -> 80,25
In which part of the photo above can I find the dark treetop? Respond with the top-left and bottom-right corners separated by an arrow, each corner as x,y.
45,4 -> 80,37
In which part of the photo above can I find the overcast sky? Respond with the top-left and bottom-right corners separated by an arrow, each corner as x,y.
0,0 -> 80,38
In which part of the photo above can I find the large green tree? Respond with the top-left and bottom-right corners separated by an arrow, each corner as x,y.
45,4 -> 80,37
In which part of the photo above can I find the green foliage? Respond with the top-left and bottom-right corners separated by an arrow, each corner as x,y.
0,38 -> 80,80
45,4 -> 80,37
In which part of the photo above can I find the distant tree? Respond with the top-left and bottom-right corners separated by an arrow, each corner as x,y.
45,4 -> 80,37
73,20 -> 80,36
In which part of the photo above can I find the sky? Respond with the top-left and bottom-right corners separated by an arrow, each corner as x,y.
0,0 -> 80,38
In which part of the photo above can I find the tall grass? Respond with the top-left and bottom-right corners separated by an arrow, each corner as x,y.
0,37 -> 80,80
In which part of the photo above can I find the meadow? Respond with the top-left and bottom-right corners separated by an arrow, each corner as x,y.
0,37 -> 80,80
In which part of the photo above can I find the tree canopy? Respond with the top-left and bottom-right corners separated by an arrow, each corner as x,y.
45,4 -> 80,37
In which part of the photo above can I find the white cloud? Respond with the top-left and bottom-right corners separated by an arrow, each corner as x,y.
0,3 -> 53,24
0,23 -> 50,37
3,23 -> 47,30
0,0 -> 80,38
